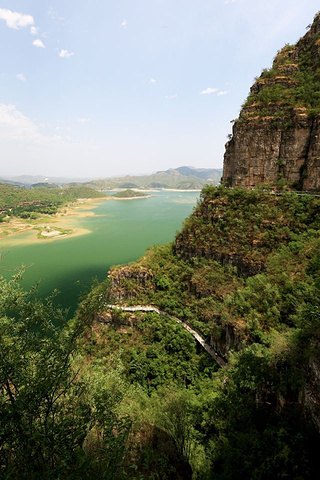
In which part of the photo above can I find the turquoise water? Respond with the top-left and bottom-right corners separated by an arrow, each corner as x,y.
0,191 -> 198,312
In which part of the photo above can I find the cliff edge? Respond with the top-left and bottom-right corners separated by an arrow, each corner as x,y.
222,12 -> 320,191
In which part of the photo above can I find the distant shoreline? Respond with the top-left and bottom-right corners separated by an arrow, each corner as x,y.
162,188 -> 201,192
0,190 -> 198,244
102,188 -> 202,193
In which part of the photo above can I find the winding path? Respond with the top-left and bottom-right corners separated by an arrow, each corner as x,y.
105,304 -> 226,367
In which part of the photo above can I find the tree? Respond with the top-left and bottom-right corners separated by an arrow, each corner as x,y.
0,274 -> 130,479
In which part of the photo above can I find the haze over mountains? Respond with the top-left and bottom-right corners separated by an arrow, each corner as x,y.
0,166 -> 222,190
0,175 -> 93,187
85,166 -> 222,190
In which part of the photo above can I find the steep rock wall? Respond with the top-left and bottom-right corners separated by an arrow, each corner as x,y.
222,13 -> 320,191
109,266 -> 155,302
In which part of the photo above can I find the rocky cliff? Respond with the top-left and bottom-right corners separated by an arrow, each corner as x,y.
175,186 -> 320,275
222,12 -> 320,191
109,266 -> 155,301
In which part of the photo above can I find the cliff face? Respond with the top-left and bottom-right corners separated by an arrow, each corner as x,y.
222,13 -> 320,191
175,186 -> 320,276
109,266 -> 154,301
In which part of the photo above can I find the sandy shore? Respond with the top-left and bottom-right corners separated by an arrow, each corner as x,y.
0,197 -> 108,245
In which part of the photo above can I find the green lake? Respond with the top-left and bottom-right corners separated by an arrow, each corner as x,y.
0,191 -> 199,313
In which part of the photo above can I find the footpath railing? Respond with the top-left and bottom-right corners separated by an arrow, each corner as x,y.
105,304 -> 226,367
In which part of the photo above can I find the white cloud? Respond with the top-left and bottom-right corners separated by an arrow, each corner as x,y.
16,73 -> 26,82
121,19 -> 127,28
165,94 -> 177,100
0,8 -> 34,30
0,104 -> 72,149
30,26 -> 38,35
0,104 -> 43,141
78,118 -> 91,123
150,78 -> 157,84
225,0 -> 237,4
218,90 -> 229,96
59,49 -> 75,59
200,87 -> 218,95
33,39 -> 45,48
0,104 -> 101,176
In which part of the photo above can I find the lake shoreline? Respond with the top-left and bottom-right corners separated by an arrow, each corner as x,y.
0,190 -> 199,312
0,197 -> 108,244
0,191 -> 198,245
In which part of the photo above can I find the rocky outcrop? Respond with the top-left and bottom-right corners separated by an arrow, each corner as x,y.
209,320 -> 246,363
175,238 -> 263,277
174,189 -> 312,276
109,266 -> 155,301
222,13 -> 320,191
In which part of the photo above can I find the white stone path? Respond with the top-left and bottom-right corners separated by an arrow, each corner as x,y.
106,304 -> 226,367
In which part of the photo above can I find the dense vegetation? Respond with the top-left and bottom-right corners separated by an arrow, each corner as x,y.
0,276 -> 131,479
177,184 -> 320,268
1,185 -> 320,479
104,186 -> 320,477
0,183 -> 107,221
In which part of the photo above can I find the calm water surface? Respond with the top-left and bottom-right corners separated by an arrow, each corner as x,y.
0,191 -> 199,312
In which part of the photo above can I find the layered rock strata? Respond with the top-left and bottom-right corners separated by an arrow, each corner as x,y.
222,13 -> 320,191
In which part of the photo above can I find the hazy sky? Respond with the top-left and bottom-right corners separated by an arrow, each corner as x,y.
0,0 -> 319,178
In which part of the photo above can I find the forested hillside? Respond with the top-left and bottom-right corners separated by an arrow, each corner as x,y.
98,186 -> 320,478
1,193 -> 319,479
0,183 -> 107,220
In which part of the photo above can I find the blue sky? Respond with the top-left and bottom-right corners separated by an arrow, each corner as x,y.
0,0 -> 319,178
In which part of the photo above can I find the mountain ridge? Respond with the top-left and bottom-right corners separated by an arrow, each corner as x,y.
87,166 -> 222,190
0,166 -> 222,190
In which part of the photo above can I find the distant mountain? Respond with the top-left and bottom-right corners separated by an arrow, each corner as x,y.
0,175 -> 93,186
86,166 -> 222,191
174,166 -> 222,181
0,178 -> 28,188
0,167 -> 223,191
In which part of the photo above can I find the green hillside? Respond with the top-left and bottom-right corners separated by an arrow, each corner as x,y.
0,183 -> 107,219
91,186 -> 320,478
112,189 -> 149,198
1,188 -> 319,479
